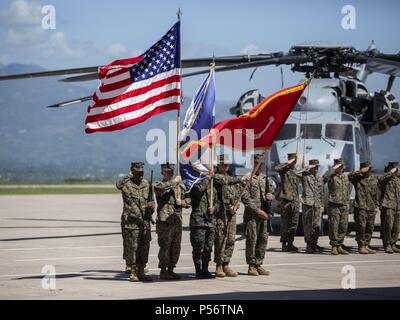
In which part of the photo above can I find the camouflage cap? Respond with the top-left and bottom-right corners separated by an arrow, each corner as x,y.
161,162 -> 174,170
131,162 -> 144,172
388,161 -> 399,169
288,153 -> 297,160
308,159 -> 319,168
333,158 -> 344,169
360,161 -> 372,169
218,154 -> 230,163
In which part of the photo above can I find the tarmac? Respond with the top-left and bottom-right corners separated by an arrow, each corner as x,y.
0,194 -> 399,300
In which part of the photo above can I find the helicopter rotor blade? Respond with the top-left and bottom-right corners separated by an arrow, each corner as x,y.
0,53 -> 285,82
46,96 -> 92,108
59,73 -> 99,82
0,66 -> 101,81
182,54 -> 310,78
365,57 -> 400,77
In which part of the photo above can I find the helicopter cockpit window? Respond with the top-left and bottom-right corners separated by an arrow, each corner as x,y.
325,124 -> 353,142
275,124 -> 297,141
300,124 -> 322,139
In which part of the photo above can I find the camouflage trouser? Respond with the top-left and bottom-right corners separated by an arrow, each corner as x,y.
156,219 -> 182,269
214,213 -> 236,265
328,204 -> 349,246
244,217 -> 268,266
121,224 -> 127,261
302,204 -> 322,245
381,208 -> 400,246
123,227 -> 150,268
190,226 -> 215,265
280,200 -> 299,243
354,208 -> 376,247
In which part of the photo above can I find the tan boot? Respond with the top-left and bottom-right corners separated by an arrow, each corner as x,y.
125,264 -> 132,274
384,245 -> 394,254
129,268 -> 138,282
331,246 -> 339,255
248,265 -> 259,276
337,245 -> 349,255
358,246 -> 369,254
392,244 -> 400,253
256,266 -> 271,276
215,265 -> 226,278
137,266 -> 153,282
160,268 -> 173,280
223,264 -> 238,277
366,246 -> 376,254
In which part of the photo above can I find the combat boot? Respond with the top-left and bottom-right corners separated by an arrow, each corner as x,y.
282,242 -> 288,252
337,245 -> 349,255
331,246 -> 339,255
215,265 -> 226,278
287,242 -> 299,253
137,266 -> 153,282
391,244 -> 400,253
160,268 -> 173,280
129,268 -> 138,282
384,245 -> 394,254
223,264 -> 238,277
194,262 -> 203,279
305,243 -> 315,254
201,260 -> 214,279
125,264 -> 132,274
366,246 -> 376,254
248,265 -> 259,276
256,266 -> 270,276
315,244 -> 324,253
168,267 -> 181,280
358,245 -> 369,254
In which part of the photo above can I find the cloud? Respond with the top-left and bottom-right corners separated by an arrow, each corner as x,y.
108,43 -> 128,58
0,0 -> 84,65
241,44 -> 260,55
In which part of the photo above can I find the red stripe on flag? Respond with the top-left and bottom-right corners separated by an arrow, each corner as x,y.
85,103 -> 180,133
85,88 -> 181,123
92,75 -> 181,108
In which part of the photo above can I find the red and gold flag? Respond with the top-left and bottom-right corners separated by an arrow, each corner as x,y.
182,81 -> 308,159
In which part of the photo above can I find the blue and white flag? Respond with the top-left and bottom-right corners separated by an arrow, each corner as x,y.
180,67 -> 215,189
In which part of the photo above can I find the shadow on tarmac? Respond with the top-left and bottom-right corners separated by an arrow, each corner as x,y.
146,286 -> 400,300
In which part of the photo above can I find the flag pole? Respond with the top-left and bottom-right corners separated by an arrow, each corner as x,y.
176,8 -> 182,200
231,148 -> 268,214
209,133 -> 215,209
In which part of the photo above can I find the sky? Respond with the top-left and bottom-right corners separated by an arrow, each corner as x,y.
0,0 -> 399,101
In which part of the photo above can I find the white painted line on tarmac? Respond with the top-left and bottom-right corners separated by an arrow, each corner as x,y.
0,245 -> 121,251
14,253 -> 192,262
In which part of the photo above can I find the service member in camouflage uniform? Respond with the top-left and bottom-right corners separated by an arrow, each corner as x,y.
348,161 -> 379,254
378,161 -> 400,254
116,162 -> 154,282
275,153 -> 300,252
323,158 -> 352,255
189,172 -> 219,279
213,155 -> 247,278
241,154 -> 275,276
298,159 -> 324,254
154,163 -> 191,280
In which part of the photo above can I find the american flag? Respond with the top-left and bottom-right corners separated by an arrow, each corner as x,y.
85,22 -> 181,133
